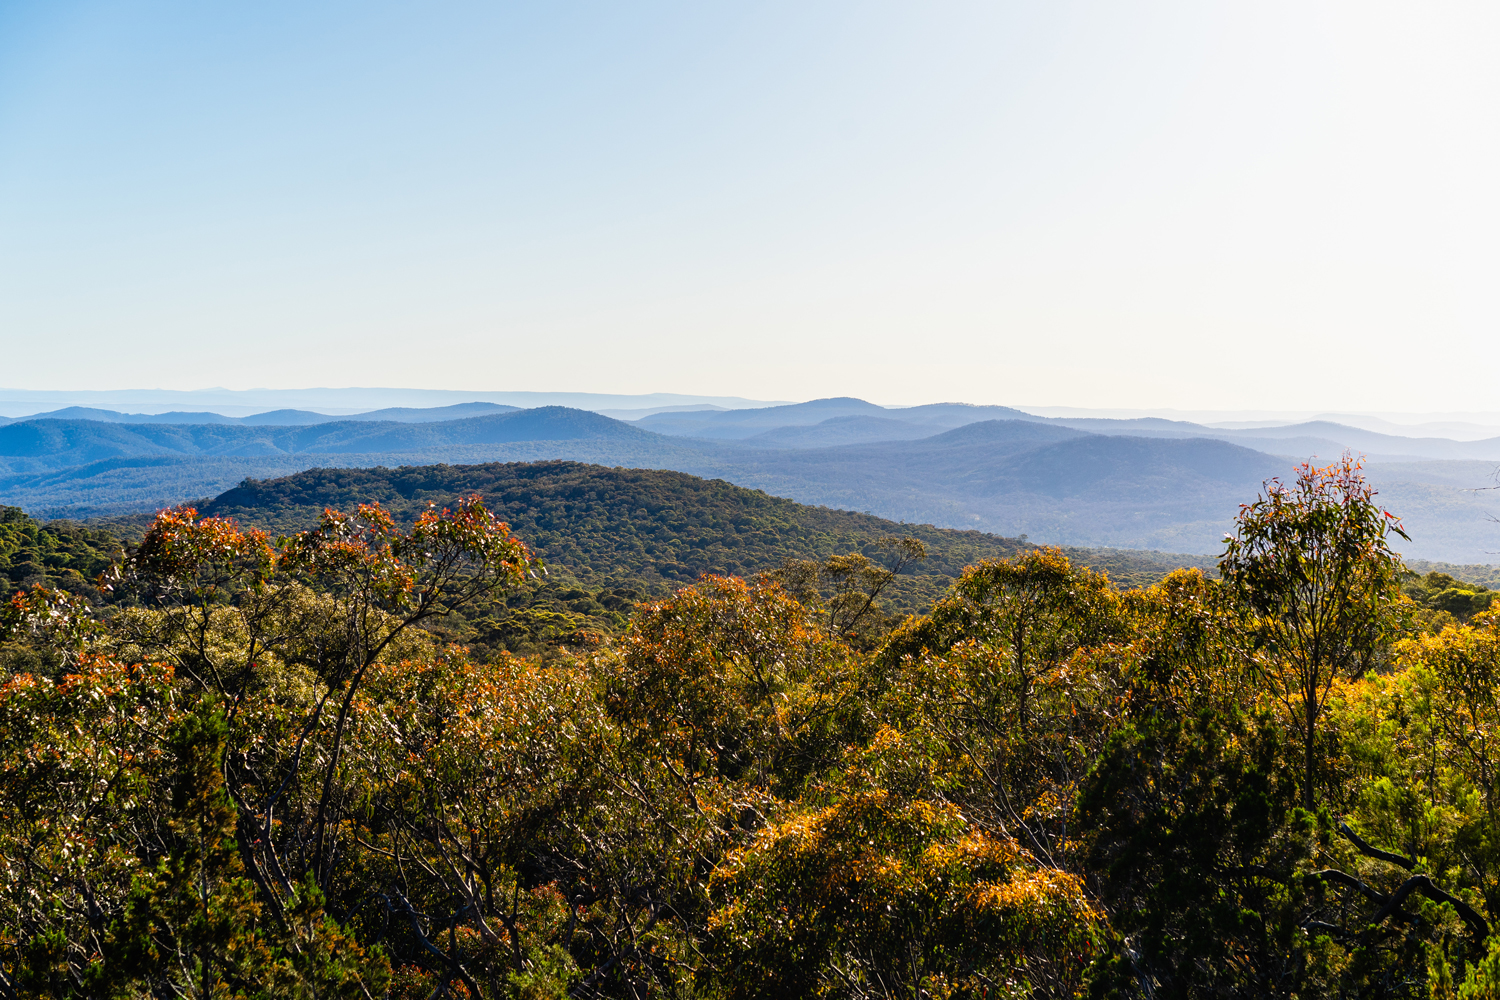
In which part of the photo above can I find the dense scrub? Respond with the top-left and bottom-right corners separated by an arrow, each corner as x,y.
6,457 -> 1500,998
0,506 -> 120,594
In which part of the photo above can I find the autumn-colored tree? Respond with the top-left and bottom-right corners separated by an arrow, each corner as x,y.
0,584 -> 101,672
1397,613 -> 1500,829
1324,613 -> 1500,975
706,727 -> 1099,999
768,536 -> 928,648
1220,454 -> 1408,809
0,660 -> 386,999
607,573 -> 856,791
105,497 -> 535,907
882,547 -> 1120,727
868,549 -> 1127,880
0,657 -> 183,995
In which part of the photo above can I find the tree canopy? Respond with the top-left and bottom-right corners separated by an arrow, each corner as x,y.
5,460 -> 1500,998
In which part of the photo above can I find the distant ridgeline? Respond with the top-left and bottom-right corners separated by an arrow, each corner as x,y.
201,462 -> 1019,580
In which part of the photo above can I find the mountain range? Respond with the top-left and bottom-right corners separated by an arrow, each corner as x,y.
634,398 -> 1500,462
2,396 -> 1497,562
0,401 -> 520,427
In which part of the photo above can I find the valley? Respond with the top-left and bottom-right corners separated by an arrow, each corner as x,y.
0,396 -> 1496,562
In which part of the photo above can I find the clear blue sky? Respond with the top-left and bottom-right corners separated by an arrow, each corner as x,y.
1,1 -> 1496,410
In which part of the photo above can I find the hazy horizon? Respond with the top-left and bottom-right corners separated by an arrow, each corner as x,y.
6,386 -> 1500,436
3,2 -> 1497,412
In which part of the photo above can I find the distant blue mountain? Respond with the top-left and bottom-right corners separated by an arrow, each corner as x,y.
336,402 -> 519,422
0,406 -> 654,473
635,398 -> 1038,440
239,402 -> 519,425
637,397 -> 896,438
3,401 -> 520,427
15,407 -> 240,425
234,410 -> 341,426
740,415 -> 954,448
2,398 -> 1499,561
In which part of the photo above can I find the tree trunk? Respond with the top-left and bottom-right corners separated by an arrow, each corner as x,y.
1304,686 -> 1317,811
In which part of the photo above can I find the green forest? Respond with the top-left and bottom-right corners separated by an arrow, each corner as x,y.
6,456 -> 1500,998
0,505 -> 121,595
195,460 -> 1217,594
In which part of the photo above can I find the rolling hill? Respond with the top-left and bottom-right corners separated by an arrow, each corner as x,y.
196,461 -> 1219,603
0,505 -> 122,594
632,397 -> 1500,463
740,415 -> 949,448
636,397 -> 1035,439
649,420 -> 1289,552
0,407 -> 655,473
0,402 -> 522,426
2,398 -> 1496,562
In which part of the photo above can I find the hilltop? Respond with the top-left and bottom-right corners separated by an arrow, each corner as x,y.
52,461 -> 1216,661
199,461 -> 1218,598
39,458 -> 1497,662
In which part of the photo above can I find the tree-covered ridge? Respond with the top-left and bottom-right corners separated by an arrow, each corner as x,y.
1408,560 -> 1500,590
199,460 -> 1020,577
0,505 -> 121,593
50,457 -> 1500,661
191,461 -> 1032,648
197,460 -> 1217,596
71,461 -> 1224,661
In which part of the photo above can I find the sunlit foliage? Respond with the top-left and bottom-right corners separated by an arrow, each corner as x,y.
9,464 -> 1500,998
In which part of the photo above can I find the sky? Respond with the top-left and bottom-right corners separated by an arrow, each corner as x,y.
0,1 -> 1496,411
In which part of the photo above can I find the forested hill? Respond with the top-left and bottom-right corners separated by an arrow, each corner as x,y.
199,460 -> 1217,594
0,505 -> 121,594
